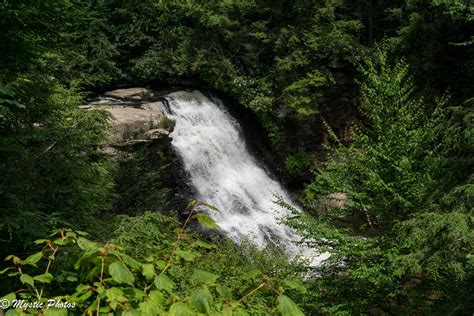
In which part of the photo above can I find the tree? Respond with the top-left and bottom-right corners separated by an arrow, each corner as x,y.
0,0 -> 114,257
291,46 -> 473,314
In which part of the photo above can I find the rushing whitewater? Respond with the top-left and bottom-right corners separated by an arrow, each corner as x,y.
165,90 -> 326,264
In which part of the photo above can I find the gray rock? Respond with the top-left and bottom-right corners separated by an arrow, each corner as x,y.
102,103 -> 165,143
144,128 -> 170,140
104,87 -> 152,100
320,192 -> 350,211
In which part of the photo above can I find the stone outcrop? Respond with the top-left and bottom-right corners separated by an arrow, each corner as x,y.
82,88 -> 176,155
105,103 -> 166,143
80,88 -> 192,219
104,87 -> 153,101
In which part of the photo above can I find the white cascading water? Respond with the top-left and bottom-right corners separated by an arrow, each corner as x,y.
166,90 -> 326,264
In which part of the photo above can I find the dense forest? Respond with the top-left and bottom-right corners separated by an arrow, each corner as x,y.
0,0 -> 473,315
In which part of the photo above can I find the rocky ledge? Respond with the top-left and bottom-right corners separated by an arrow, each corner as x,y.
82,87 -> 175,155
104,87 -> 154,101
104,103 -> 171,144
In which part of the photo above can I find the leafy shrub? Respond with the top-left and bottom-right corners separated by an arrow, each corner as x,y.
1,201 -> 307,315
287,47 -> 474,314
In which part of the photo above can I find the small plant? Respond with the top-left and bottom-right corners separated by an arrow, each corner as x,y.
155,116 -> 176,132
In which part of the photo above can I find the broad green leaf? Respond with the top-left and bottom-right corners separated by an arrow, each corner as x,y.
139,299 -> 161,315
96,285 -> 106,296
234,307 -> 250,316
222,305 -> 233,316
109,261 -> 135,285
20,274 -> 34,287
277,295 -> 304,316
241,269 -> 260,280
148,290 -> 165,304
0,85 -> 15,97
283,279 -> 307,294
193,213 -> 219,229
201,202 -> 219,212
99,305 -> 112,314
192,268 -> 218,284
1,293 -> 15,307
142,263 -> 155,280
154,274 -> 175,293
189,288 -> 213,313
169,302 -> 193,316
76,237 -> 98,251
106,287 -> 126,305
156,260 -> 167,270
25,252 -> 43,265
33,273 -> 54,283
44,308 -> 67,316
53,238 -> 68,245
122,287 -> 146,300
121,254 -> 141,270
122,308 -> 141,316
65,231 -> 77,238
74,289 -> 93,302
176,249 -> 198,261
216,285 -> 233,300
194,240 -> 216,249
68,284 -> 89,301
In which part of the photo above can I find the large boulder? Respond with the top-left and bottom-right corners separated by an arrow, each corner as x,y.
104,103 -> 166,143
82,89 -> 175,156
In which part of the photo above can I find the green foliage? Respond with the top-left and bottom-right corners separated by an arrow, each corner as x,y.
0,202 -> 306,315
113,145 -> 172,215
59,1 -> 122,87
107,0 -> 362,148
291,47 -> 473,314
0,83 -> 114,256
386,0 -> 474,101
282,70 -> 328,119
0,0 -> 115,257
306,46 -> 431,223
284,151 -> 314,175
277,295 -> 305,316
155,116 -> 176,131
1,1 -> 473,315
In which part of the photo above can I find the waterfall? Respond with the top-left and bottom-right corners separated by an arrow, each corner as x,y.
166,90 -> 326,264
